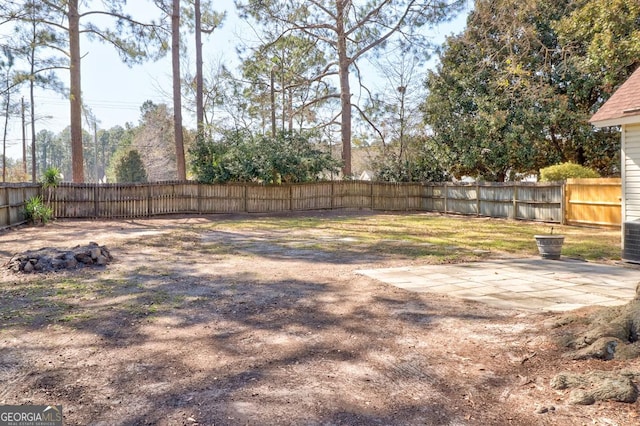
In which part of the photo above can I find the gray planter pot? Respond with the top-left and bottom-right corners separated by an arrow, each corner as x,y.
534,235 -> 565,260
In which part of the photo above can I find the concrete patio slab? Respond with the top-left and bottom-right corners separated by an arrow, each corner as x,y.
357,258 -> 639,312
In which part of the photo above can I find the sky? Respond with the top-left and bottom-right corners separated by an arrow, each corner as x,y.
3,0 -> 471,161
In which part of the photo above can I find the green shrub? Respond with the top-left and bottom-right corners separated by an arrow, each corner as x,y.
539,162 -> 600,182
24,196 -> 53,224
190,130 -> 341,184
115,149 -> 148,183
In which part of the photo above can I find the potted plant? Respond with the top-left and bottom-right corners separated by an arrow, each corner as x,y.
534,227 -> 564,260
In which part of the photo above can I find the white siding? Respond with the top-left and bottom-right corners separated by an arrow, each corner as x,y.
624,124 -> 640,222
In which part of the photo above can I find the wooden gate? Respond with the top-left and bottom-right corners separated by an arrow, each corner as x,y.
565,178 -> 622,227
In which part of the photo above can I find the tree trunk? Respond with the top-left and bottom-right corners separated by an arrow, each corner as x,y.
69,0 -> 84,182
195,0 -> 204,136
172,0 -> 186,180
1,84 -> 8,182
336,1 -> 352,177
270,67 -> 276,137
281,65 -> 286,132
93,122 -> 99,182
288,87 -> 293,132
21,98 -> 26,176
30,20 -> 37,182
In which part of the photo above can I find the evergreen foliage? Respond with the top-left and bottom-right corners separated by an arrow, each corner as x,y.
371,136 -> 449,183
115,149 -> 148,183
423,0 -> 633,181
190,130 -> 340,184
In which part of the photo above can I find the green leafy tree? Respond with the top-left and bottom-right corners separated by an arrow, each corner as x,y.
552,0 -> 639,175
105,123 -> 136,183
423,0 -> 624,181
425,0 -> 534,180
115,149 -> 148,183
237,0 -> 465,177
371,135 -> 449,182
555,0 -> 640,96
190,130 -> 340,184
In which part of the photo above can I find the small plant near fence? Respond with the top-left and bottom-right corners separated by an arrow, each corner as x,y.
42,167 -> 62,204
24,195 -> 53,224
23,167 -> 61,226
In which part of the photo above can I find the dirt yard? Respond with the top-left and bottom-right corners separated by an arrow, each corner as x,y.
1,211 -> 638,425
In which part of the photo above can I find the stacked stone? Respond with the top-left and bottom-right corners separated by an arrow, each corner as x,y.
6,242 -> 112,273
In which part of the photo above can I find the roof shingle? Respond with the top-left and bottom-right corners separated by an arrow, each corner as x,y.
590,67 -> 640,127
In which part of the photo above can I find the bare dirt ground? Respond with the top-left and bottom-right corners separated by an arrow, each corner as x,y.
1,211 -> 639,425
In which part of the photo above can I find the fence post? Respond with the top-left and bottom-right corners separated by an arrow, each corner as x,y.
421,183 -> 427,212
561,181 -> 566,225
331,181 -> 335,210
2,187 -> 7,227
476,183 -> 480,216
243,184 -> 248,213
444,182 -> 448,214
290,184 -> 293,211
512,184 -> 518,220
93,184 -> 99,219
370,181 -> 374,210
147,184 -> 152,217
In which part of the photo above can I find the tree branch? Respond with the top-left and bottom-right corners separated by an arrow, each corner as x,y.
307,0 -> 338,21
353,103 -> 386,145
345,0 -> 392,38
350,0 -> 420,63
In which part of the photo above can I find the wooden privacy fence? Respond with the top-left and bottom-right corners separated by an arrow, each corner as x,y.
564,178 -> 622,227
46,180 -> 565,222
2,179 -> 622,228
0,183 -> 40,229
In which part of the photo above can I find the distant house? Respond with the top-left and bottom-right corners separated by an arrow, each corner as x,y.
590,66 -> 640,263
359,170 -> 374,181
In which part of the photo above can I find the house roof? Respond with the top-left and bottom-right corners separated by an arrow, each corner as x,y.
590,66 -> 640,127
